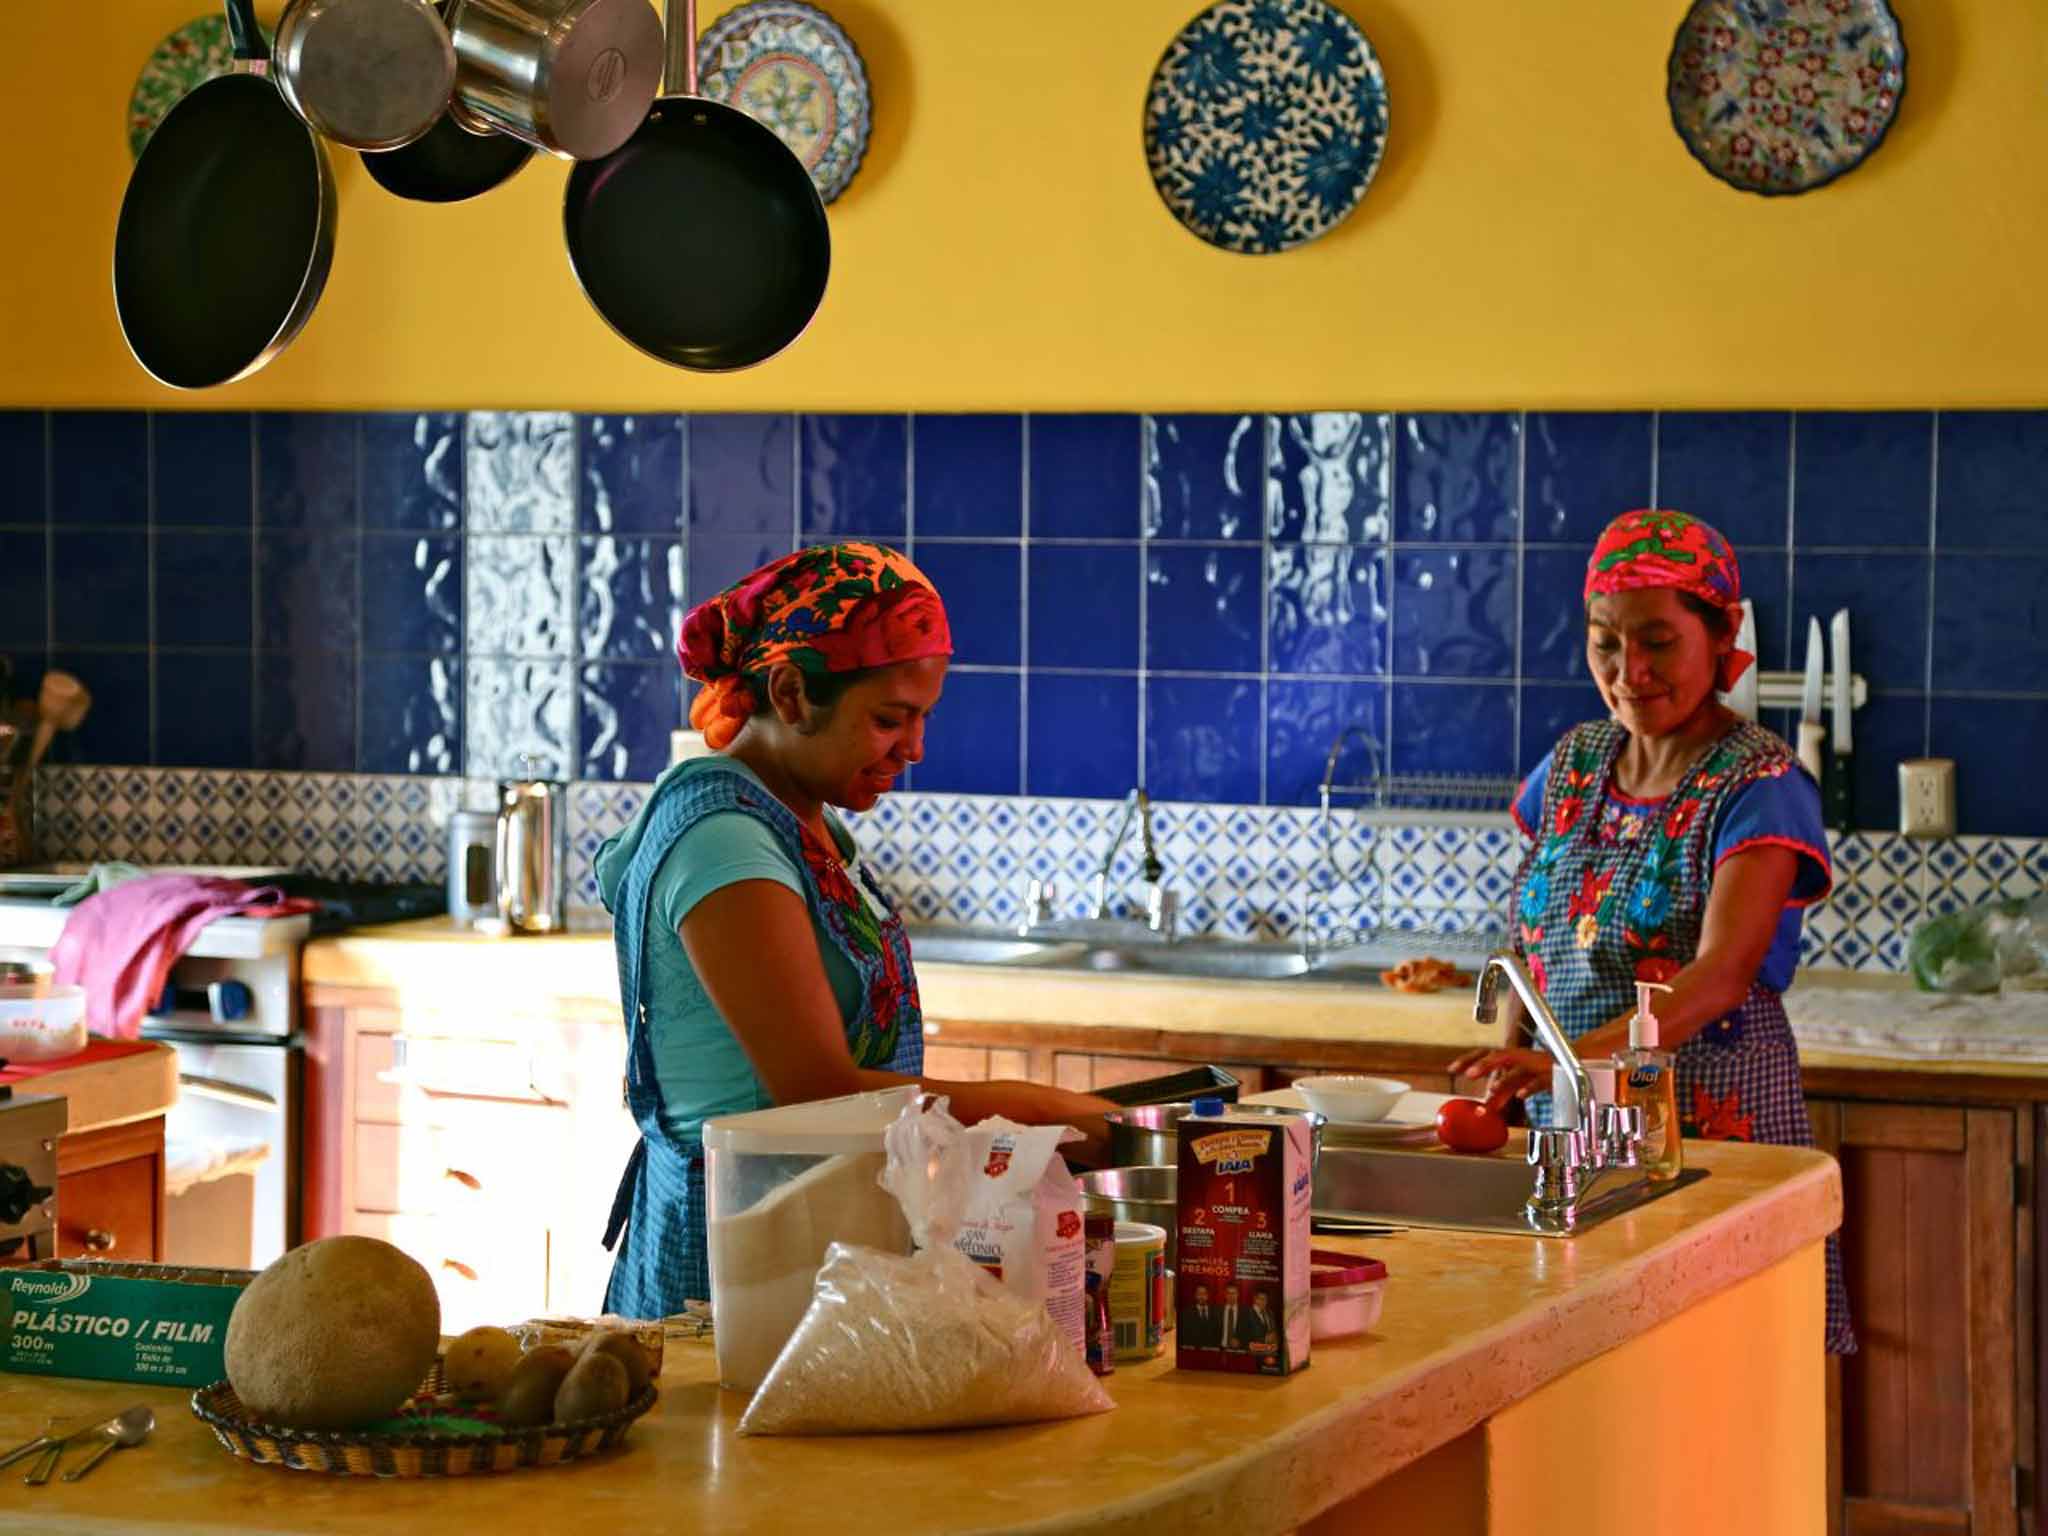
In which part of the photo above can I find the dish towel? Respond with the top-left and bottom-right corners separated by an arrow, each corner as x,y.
49,876 -> 313,1040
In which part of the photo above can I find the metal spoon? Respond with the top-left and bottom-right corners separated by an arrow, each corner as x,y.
1,1412 -> 107,1476
22,1442 -> 61,1486
58,1406 -> 154,1482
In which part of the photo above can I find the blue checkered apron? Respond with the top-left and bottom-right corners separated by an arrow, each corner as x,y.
599,766 -> 924,1318
1513,719 -> 1855,1353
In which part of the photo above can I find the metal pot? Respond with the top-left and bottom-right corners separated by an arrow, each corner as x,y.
1079,1166 -> 1178,1269
495,760 -> 566,933
446,0 -> 663,161
272,0 -> 456,151
1104,1102 -> 1326,1170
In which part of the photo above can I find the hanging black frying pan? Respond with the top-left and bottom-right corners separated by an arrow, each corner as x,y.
362,3 -> 533,204
114,0 -> 335,390
561,0 -> 830,371
363,102 -> 534,202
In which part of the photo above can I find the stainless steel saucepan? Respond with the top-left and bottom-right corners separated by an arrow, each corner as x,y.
446,0 -> 663,160
272,0 -> 457,151
1104,1102 -> 1326,1169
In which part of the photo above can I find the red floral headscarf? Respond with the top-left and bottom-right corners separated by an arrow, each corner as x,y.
679,542 -> 953,750
1584,509 -> 1753,692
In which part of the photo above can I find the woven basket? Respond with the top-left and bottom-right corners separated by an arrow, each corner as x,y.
190,1360 -> 658,1478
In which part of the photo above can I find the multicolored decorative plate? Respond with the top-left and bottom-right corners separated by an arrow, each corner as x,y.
1666,0 -> 1906,196
126,15 -> 271,161
696,0 -> 871,205
1142,0 -> 1389,255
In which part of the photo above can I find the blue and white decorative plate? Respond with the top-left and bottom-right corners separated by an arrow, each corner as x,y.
1666,0 -> 1906,196
697,0 -> 871,205
1143,0 -> 1389,255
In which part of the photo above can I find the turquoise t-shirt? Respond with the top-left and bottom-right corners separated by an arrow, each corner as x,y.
596,758 -> 866,1142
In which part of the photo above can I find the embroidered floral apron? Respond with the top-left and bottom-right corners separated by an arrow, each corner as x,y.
1513,718 -> 1855,1353
600,765 -> 924,1317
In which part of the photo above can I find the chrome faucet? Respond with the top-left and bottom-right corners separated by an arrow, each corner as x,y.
1091,789 -> 1177,937
1472,952 -> 1645,1232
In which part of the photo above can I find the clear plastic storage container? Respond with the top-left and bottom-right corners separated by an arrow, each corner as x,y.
1309,1250 -> 1388,1342
703,1085 -> 920,1392
0,983 -> 88,1061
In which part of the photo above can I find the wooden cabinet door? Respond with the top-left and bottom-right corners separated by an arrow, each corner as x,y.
1811,1099 -> 2023,1536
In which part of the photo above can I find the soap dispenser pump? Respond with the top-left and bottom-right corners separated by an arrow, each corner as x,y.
1620,981 -> 1682,1182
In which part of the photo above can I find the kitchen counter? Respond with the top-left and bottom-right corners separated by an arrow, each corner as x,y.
12,1041 -> 177,1136
302,916 -> 2048,1085
0,1137 -> 1835,1536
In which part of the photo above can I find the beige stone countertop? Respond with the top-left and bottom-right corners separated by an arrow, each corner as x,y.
0,1138 -> 1836,1536
300,917 -> 2048,1080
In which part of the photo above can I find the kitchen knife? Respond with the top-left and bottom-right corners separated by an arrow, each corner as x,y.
1726,600 -> 1759,720
1797,617 -> 1826,781
1827,608 -> 1854,830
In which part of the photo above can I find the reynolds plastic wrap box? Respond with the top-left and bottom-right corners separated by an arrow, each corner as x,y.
4,1261 -> 253,1387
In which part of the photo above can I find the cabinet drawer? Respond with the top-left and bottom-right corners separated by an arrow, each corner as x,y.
357,1033 -> 565,1126
57,1156 -> 159,1263
354,1116 -> 568,1218
345,1212 -> 550,1336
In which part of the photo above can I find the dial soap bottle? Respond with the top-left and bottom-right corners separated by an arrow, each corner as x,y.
1620,981 -> 1681,1182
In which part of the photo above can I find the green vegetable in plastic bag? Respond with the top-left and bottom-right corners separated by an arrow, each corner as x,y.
1910,896 -> 2047,994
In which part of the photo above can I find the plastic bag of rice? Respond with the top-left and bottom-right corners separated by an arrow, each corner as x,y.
736,1098 -> 1114,1435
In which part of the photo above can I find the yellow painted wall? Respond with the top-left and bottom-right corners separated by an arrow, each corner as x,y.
1,0 -> 2041,411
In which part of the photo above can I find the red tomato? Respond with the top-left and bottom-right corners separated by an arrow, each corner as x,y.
1436,1090 -> 1512,1154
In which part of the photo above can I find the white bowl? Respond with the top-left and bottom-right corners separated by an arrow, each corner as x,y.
1292,1075 -> 1410,1125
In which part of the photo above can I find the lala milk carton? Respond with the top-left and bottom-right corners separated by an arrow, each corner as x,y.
1174,1100 -> 1312,1376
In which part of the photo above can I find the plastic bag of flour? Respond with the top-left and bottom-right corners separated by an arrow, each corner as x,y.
946,1116 -> 1086,1361
737,1099 -> 1113,1436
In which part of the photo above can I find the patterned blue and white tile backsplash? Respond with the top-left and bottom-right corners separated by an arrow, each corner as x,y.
29,763 -> 2047,976
6,407 -> 2047,970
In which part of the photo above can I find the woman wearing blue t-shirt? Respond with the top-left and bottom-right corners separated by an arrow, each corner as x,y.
596,543 -> 1111,1320
1451,509 -> 1853,1353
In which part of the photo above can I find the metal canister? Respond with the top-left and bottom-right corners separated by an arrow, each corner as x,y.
495,762 -> 566,934
446,809 -> 499,925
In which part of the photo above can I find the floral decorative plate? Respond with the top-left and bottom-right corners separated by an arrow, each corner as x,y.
1143,0 -> 1389,255
127,15 -> 272,161
1667,0 -> 1906,196
696,0 -> 871,205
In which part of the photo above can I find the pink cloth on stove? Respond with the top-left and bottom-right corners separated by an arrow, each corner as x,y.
49,876 -> 307,1040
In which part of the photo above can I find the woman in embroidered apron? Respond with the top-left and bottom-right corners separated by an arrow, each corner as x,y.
597,542 -> 1112,1319
1451,509 -> 1854,1354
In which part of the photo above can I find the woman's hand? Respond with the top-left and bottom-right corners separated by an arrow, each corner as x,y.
931,1081 -> 1120,1167
1447,1046 -> 1554,1101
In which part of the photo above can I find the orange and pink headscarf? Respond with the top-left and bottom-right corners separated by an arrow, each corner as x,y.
1584,509 -> 1754,692
679,542 -> 952,750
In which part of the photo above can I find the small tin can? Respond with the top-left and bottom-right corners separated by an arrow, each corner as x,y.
1110,1220 -> 1168,1361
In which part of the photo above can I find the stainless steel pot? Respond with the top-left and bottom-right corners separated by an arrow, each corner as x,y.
1104,1102 -> 1326,1170
1079,1166 -> 1178,1269
495,761 -> 566,933
446,0 -> 663,161
272,0 -> 456,151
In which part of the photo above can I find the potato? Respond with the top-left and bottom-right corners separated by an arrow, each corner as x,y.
554,1350 -> 630,1423
224,1236 -> 440,1431
444,1326 -> 522,1401
495,1345 -> 577,1427
578,1328 -> 654,1398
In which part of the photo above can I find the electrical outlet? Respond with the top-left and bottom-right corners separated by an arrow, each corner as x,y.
1899,758 -> 1956,839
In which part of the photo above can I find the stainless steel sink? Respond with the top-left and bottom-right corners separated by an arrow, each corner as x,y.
1314,1143 -> 1708,1238
905,932 -> 1071,967
1072,945 -> 1314,981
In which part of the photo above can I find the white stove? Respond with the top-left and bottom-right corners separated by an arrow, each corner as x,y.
0,864 -> 312,1267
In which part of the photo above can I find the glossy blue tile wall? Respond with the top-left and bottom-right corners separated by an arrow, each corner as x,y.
3,409 -> 2044,835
